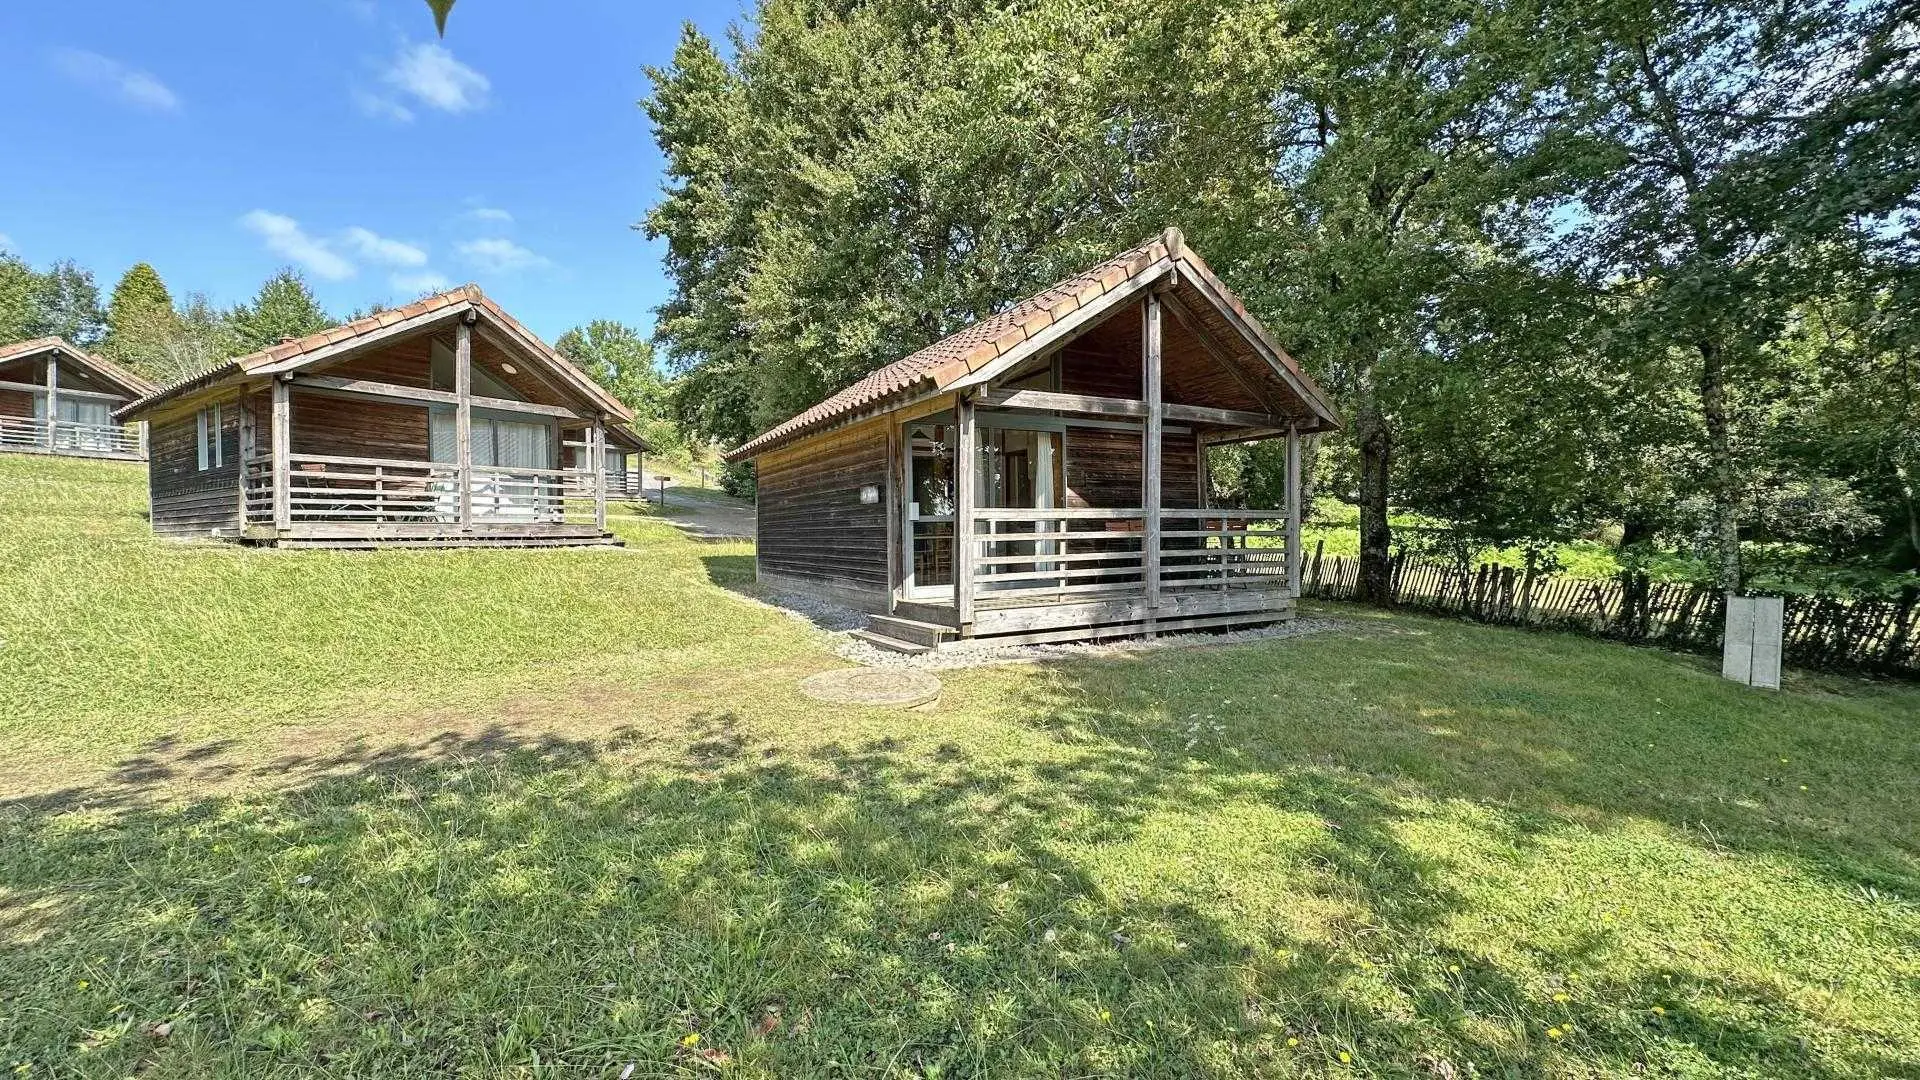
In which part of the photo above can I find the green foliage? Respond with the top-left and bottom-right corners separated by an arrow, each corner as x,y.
229,268 -> 333,353
0,253 -> 40,343
718,458 -> 756,499
644,0 -> 1916,589
555,320 -> 669,420
100,262 -> 180,376
0,254 -> 108,347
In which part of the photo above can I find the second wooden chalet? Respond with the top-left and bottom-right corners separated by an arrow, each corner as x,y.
0,337 -> 156,460
116,286 -> 648,548
726,228 -> 1341,652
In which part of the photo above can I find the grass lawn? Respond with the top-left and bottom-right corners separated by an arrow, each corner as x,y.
2,452 -> 1917,1078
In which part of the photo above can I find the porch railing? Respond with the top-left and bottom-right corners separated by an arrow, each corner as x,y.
968,508 -> 1289,602
0,416 -> 143,457
242,453 -> 603,527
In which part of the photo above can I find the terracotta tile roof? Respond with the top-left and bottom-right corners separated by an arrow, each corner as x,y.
117,285 -> 633,423
727,231 -> 1179,461
0,336 -> 159,398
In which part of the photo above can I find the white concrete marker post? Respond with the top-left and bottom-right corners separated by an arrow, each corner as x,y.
1722,594 -> 1784,689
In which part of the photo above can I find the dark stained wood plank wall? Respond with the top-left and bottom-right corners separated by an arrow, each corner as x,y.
755,415 -> 891,598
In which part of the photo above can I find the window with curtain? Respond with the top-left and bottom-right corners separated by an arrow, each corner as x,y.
428,410 -> 553,468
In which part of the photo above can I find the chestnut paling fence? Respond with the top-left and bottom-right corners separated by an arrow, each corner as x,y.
1301,543 -> 1920,677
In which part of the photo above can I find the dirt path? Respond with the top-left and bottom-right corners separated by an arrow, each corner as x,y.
634,485 -> 755,541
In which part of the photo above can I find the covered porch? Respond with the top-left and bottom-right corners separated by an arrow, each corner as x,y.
0,338 -> 153,460
232,317 -> 642,547
119,285 -> 647,548
864,271 -> 1314,651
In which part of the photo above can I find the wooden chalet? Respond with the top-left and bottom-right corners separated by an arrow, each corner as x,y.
116,286 -> 648,548
726,228 -> 1341,652
0,337 -> 156,460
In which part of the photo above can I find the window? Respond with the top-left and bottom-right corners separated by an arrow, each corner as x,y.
195,405 -> 222,471
428,410 -> 553,468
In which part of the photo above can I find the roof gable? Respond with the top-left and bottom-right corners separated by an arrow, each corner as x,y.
117,286 -> 634,424
726,229 -> 1338,461
0,337 -> 159,399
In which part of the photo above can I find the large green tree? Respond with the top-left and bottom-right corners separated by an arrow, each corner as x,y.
27,260 -> 105,346
1528,0 -> 1908,590
555,320 -> 669,420
229,269 -> 332,353
101,262 -> 180,377
0,254 -> 40,343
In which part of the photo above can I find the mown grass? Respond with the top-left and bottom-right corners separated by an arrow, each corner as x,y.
1,452 -> 1917,1078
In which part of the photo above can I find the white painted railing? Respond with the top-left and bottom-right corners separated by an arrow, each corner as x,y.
0,416 -> 143,457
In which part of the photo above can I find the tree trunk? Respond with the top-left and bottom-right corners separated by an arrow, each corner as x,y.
1697,336 -> 1741,593
1355,394 -> 1394,605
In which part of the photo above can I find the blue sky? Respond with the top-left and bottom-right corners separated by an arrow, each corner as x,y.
0,0 -> 742,345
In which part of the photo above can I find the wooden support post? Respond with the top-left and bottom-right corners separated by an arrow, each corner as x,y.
955,392 -> 977,629
271,377 -> 291,531
455,317 -> 474,530
1286,420 -> 1302,596
1143,293 -> 1164,629
43,355 -> 58,448
237,397 -> 255,523
591,419 -> 608,531
885,420 -> 902,609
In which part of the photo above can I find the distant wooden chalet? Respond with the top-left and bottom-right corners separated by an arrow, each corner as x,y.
726,228 -> 1341,652
117,286 -> 648,548
0,337 -> 156,460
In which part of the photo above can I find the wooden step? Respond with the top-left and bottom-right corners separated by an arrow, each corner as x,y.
867,615 -> 954,648
848,629 -> 932,655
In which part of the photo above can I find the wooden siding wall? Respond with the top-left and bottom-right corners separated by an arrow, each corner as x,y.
327,331 -> 574,410
755,415 -> 890,603
1063,427 -> 1200,509
149,398 -> 242,537
0,388 -> 30,419
1059,297 -> 1275,416
290,390 -> 431,460
1059,340 -> 1138,399
329,338 -> 434,388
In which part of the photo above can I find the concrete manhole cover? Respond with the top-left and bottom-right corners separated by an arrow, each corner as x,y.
800,667 -> 942,709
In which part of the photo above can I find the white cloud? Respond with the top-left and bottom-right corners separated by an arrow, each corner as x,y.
467,206 -> 513,225
457,237 -> 552,274
390,270 -> 453,296
0,233 -> 14,254
50,48 -> 181,112
239,211 -> 355,281
352,87 -> 414,123
382,41 -> 488,114
343,226 -> 427,268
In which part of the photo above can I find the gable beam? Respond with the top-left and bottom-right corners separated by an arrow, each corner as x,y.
1173,258 -> 1338,427
469,321 -> 601,416
288,373 -> 583,419
1160,289 -> 1295,420
974,387 -> 1285,430
0,379 -> 130,404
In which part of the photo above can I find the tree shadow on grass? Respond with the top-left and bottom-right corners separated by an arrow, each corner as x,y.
2,682 -> 1906,1077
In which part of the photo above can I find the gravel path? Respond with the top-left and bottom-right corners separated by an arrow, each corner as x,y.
742,585 -> 1340,669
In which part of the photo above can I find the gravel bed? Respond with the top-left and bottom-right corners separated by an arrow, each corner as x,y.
744,585 -> 1340,669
